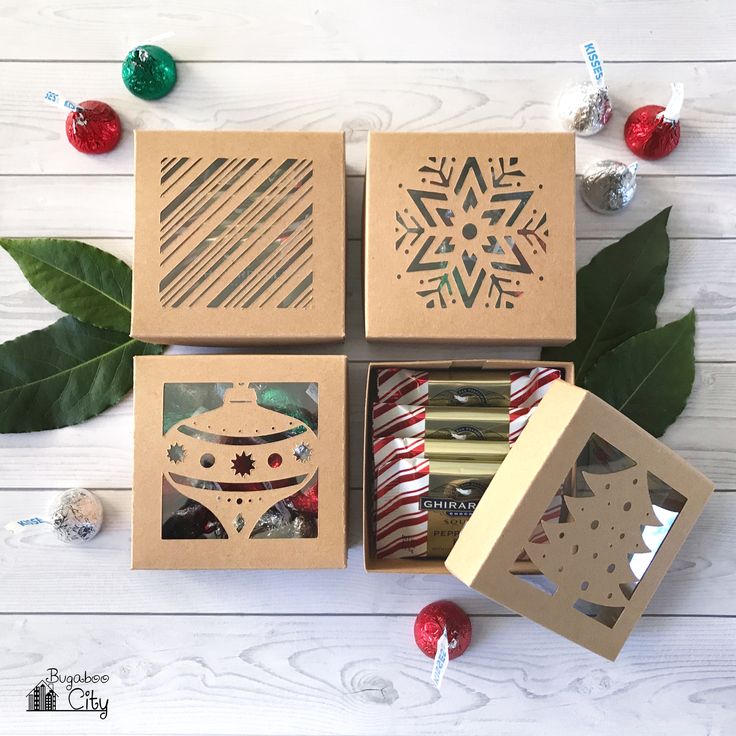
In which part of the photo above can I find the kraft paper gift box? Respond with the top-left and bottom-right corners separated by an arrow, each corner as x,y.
363,359 -> 575,575
444,380 -> 713,660
131,130 -> 346,346
132,354 -> 347,570
364,131 -> 576,344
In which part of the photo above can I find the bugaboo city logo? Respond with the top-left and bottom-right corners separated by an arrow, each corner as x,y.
26,668 -> 109,720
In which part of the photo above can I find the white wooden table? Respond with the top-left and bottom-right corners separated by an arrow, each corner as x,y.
1,3 -> 735,733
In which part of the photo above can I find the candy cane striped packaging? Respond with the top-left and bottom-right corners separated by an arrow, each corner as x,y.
375,456 -> 499,559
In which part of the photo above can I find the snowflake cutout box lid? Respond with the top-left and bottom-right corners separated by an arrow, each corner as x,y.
364,132 -> 576,343
445,380 -> 714,660
131,354 -> 348,569
131,130 -> 346,346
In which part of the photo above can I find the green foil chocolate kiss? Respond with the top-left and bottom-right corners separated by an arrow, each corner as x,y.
121,44 -> 177,100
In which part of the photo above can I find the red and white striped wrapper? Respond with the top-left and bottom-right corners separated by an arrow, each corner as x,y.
372,366 -> 564,558
374,457 -> 429,559
509,367 -> 561,443
376,365 -> 560,411
375,367 -> 429,405
372,402 -> 426,439
373,436 -> 425,476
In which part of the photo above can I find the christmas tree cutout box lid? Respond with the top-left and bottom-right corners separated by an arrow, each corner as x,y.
445,380 -> 714,660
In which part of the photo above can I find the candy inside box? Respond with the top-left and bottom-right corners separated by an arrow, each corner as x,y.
132,354 -> 347,569
363,360 -> 714,659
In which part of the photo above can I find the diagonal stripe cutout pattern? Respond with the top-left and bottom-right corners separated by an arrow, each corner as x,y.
157,157 -> 314,310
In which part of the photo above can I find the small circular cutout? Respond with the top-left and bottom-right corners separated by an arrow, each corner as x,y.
200,453 -> 215,468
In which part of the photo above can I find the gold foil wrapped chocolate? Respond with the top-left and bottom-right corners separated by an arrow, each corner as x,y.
424,406 -> 508,441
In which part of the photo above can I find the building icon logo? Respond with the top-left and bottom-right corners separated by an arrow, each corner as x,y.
24,668 -> 109,719
27,680 -> 58,712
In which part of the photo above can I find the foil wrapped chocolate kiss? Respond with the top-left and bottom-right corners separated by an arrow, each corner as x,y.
581,160 -> 639,214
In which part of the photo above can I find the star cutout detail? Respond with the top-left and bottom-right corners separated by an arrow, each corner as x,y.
293,442 -> 312,463
167,443 -> 186,463
231,451 -> 255,477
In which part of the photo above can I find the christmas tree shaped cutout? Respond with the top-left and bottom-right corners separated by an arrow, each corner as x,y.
524,465 -> 661,613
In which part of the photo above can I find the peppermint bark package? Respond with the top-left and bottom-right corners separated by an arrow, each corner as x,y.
364,131 -> 576,343
362,359 -> 574,574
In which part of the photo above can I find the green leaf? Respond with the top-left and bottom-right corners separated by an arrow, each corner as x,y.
583,310 -> 696,438
0,315 -> 163,432
542,208 -> 671,384
0,238 -> 132,332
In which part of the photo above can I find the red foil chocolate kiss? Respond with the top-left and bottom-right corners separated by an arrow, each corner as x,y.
624,83 -> 683,160
65,100 -> 122,154
414,600 -> 472,660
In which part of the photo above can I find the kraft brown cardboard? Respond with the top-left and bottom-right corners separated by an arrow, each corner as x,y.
132,131 -> 346,345
364,131 -> 576,343
445,380 -> 714,660
362,359 -> 574,575
132,354 -> 347,569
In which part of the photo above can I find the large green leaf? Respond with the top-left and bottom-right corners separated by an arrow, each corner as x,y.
0,315 -> 162,432
583,310 -> 696,437
0,238 -> 132,332
542,208 -> 671,384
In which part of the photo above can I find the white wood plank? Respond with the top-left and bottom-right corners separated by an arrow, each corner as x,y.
1,1 -> 732,62
0,231 -> 733,488
1,613 -> 734,735
1,174 -> 735,243
0,489 -> 731,616
2,238 -> 734,362
2,61 -> 734,176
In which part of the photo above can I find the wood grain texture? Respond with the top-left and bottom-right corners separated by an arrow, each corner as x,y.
2,61 -> 735,176
2,237 -> 734,361
0,358 -> 731,488
1,614 -> 734,736
2,1 -> 733,61
0,3 -> 734,734
1,173 -> 736,241
0,489 -> 731,616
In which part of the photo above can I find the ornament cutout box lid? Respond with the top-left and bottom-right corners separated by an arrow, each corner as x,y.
364,131 -> 576,343
131,130 -> 346,346
445,380 -> 714,660
132,354 -> 347,569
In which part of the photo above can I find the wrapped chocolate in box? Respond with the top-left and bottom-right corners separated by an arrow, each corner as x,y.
132,354 -> 347,569
363,360 -> 714,660
363,360 -> 573,574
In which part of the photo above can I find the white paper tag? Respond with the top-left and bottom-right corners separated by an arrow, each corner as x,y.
661,82 -> 685,122
4,516 -> 50,534
580,40 -> 606,88
42,89 -> 78,112
430,627 -> 450,689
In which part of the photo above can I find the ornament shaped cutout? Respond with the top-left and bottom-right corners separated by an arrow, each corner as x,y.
161,383 -> 318,539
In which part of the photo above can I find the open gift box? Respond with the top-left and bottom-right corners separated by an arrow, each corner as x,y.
132,354 -> 348,570
363,361 -> 713,659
